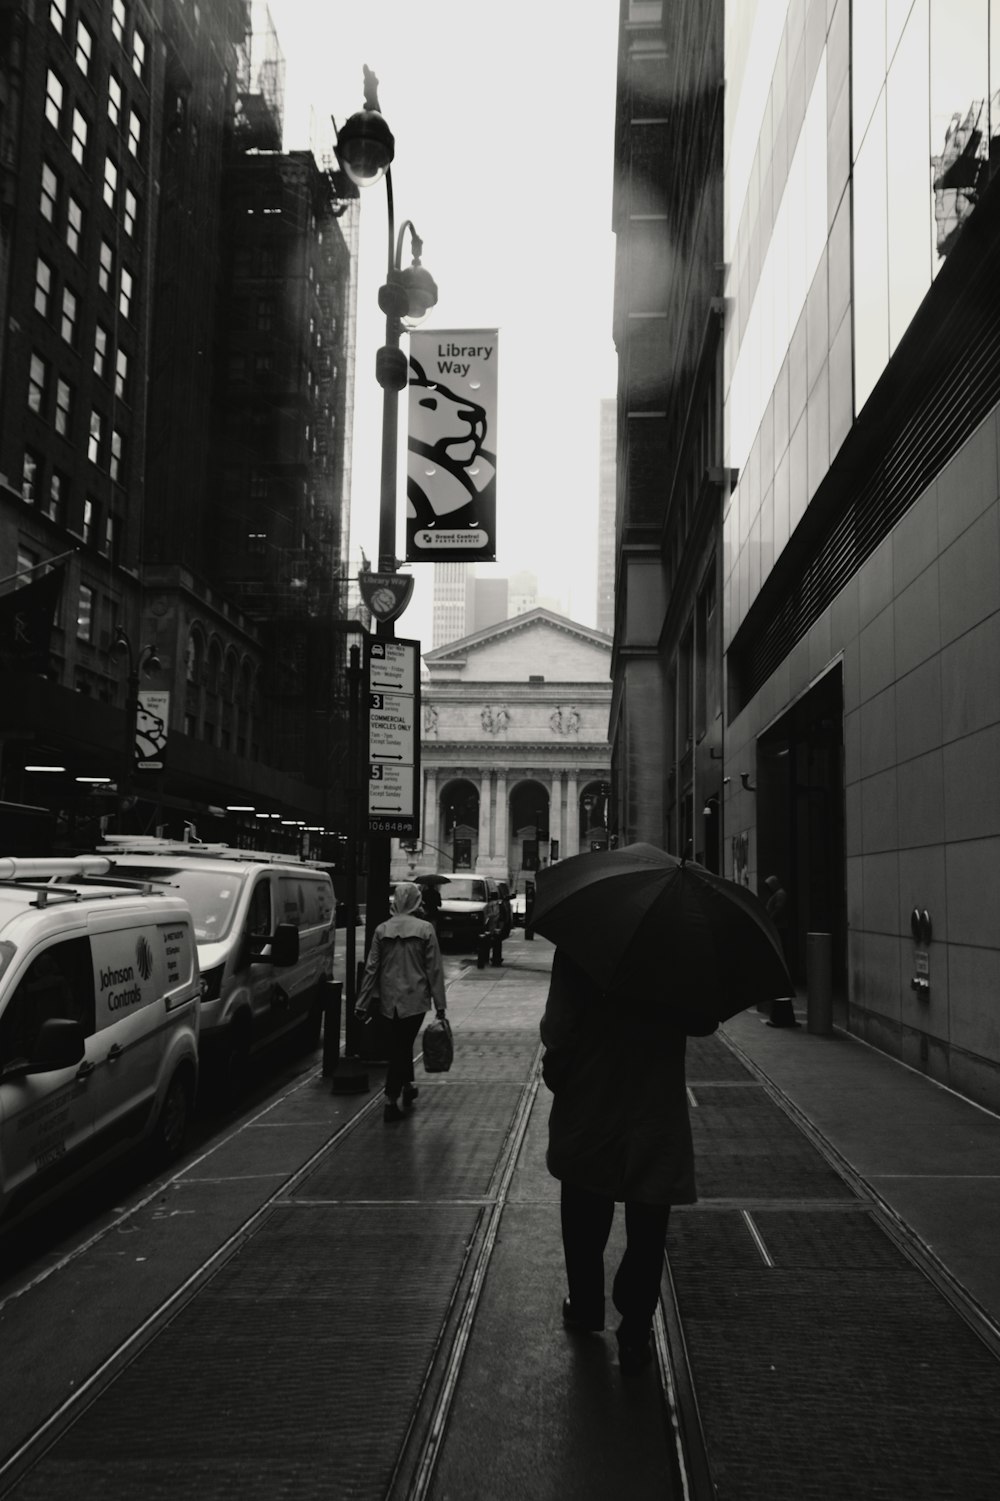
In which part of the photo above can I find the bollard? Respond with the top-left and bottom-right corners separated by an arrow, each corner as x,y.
806,932 -> 833,1036
321,979 -> 343,1077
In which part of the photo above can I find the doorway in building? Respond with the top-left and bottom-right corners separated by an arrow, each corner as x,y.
439,780 -> 480,870
756,664 -> 846,994
510,780 -> 550,877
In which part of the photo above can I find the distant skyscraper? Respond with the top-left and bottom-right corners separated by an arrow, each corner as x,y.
473,577 -> 508,632
432,562 -> 475,646
597,398 -> 616,634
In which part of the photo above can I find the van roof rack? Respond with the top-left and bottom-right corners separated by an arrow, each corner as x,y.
0,856 -> 164,907
98,838 -> 308,866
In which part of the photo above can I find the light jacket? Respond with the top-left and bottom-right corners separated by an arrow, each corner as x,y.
540,948 -> 711,1206
357,913 -> 446,1019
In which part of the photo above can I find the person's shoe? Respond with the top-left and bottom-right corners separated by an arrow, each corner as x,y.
616,1324 -> 652,1373
402,1084 -> 418,1107
562,1297 -> 605,1332
383,1101 -> 404,1122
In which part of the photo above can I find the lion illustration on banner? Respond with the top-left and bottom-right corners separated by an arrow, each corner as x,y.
407,357 -> 496,536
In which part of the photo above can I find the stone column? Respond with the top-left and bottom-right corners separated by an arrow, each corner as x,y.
565,770 -> 579,857
550,772 -> 563,862
495,770 -> 508,875
423,768 -> 438,861
478,769 -> 492,864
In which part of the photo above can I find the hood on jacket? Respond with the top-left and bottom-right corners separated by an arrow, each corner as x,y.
393,882 -> 422,917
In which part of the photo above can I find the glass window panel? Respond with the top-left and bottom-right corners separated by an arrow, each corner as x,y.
60,286 -> 77,344
103,157 -> 118,210
67,195 -> 83,254
77,584 -> 93,640
930,0 -> 989,267
71,108 -> 88,165
34,257 -> 52,316
853,95 -> 890,410
110,429 -> 124,482
99,240 -> 113,293
22,450 -> 39,503
55,378 -> 72,435
45,71 -> 63,130
45,471 -> 66,523
109,74 -> 122,128
119,265 -> 133,319
50,0 -> 66,34
133,29 -> 147,80
94,322 -> 109,377
853,0 -> 887,157
112,0 -> 126,45
887,0 -> 932,350
887,0 -> 915,63
28,353 -> 47,414
75,19 -> 93,77
88,410 -> 102,464
115,348 -> 129,399
40,162 -> 57,221
124,188 -> 137,237
128,110 -> 142,157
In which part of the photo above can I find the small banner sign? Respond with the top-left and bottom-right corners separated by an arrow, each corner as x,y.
135,690 -> 170,773
406,329 -> 497,563
357,571 -> 415,625
365,637 -> 421,838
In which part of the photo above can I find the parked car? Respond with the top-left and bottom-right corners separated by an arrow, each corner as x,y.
0,855 -> 201,1230
98,838 -> 335,1091
417,873 -> 504,965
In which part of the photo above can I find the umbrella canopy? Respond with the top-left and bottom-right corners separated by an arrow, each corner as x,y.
412,872 -> 451,886
531,843 -> 792,1023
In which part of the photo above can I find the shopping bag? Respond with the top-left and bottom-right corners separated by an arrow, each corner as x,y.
422,1016 -> 454,1073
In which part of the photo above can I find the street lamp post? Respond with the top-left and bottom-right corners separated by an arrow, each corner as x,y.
335,66 -> 438,944
110,625 -> 161,834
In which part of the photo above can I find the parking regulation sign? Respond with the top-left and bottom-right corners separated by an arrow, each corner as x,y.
365,637 -> 420,838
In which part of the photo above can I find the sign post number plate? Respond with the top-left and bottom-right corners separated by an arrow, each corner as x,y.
365,637 -> 420,838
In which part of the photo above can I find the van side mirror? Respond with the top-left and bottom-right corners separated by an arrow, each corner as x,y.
11,1017 -> 87,1076
249,918 -> 295,966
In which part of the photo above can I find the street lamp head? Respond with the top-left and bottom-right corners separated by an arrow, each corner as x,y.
335,110 -> 394,187
398,262 -> 439,328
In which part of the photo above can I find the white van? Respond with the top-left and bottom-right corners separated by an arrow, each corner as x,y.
98,840 -> 336,1090
0,856 -> 200,1229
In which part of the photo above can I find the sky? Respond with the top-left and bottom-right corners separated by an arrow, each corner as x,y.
266,0 -> 620,647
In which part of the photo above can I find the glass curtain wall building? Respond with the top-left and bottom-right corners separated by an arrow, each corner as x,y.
722,0 -> 1000,1109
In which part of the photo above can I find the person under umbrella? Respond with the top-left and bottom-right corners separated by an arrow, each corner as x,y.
533,842 -> 794,1372
356,882 -> 447,1123
540,946 -> 718,1373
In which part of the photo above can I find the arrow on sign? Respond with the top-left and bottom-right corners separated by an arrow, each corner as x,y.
373,753 -> 404,761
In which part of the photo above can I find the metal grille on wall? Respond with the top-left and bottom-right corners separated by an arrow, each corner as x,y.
732,181 -> 1000,709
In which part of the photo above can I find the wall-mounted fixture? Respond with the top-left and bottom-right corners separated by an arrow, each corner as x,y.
740,772 -> 756,792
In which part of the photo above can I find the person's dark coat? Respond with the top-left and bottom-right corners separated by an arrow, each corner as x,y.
540,948 -> 715,1206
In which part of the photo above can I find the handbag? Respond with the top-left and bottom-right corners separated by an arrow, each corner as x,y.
422,1015 -> 454,1073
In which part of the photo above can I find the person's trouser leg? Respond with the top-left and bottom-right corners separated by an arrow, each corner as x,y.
560,1180 -> 615,1326
612,1200 -> 671,1335
385,1012 -> 423,1100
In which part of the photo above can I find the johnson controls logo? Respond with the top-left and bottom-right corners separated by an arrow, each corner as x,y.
135,935 -> 154,981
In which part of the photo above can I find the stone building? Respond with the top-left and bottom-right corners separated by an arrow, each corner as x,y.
397,609 -> 612,885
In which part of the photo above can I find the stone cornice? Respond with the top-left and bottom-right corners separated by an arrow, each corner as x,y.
424,607 -> 613,663
422,742 -> 611,757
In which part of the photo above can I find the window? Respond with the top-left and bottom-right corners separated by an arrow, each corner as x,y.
112,0 -> 126,46
94,322 -> 109,378
108,74 -> 122,129
28,353 -> 49,415
49,0 -> 67,35
132,28 -> 147,82
127,109 -> 142,158
103,157 -> 118,210
119,265 -> 133,319
99,239 -> 113,293
55,378 -> 72,436
45,70 -> 63,130
66,195 -> 83,255
22,449 -> 39,503
114,347 -> 130,400
70,108 -> 88,166
83,496 -> 97,544
123,187 -> 137,238
256,298 -> 275,331
40,162 -> 58,222
77,584 -> 94,641
109,428 -> 124,482
106,512 -> 120,561
45,470 -> 67,523
75,19 -> 93,78
60,285 -> 78,345
88,409 -> 103,465
34,257 -> 52,317
0,939 -> 96,1065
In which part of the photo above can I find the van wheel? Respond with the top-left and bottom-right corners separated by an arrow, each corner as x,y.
152,1069 -> 192,1164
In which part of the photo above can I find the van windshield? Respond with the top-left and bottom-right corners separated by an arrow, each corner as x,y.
439,879 -> 485,902
111,865 -> 246,943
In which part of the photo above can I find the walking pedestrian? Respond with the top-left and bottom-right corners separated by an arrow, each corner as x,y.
356,882 -> 447,1123
540,947 -> 716,1373
764,874 -> 798,1027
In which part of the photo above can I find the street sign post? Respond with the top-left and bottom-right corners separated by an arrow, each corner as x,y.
365,636 -> 420,839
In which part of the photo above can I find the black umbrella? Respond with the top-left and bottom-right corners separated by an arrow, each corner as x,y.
531,843 -> 792,1024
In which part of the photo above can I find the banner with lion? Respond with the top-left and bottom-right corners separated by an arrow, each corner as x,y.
406,329 -> 498,563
